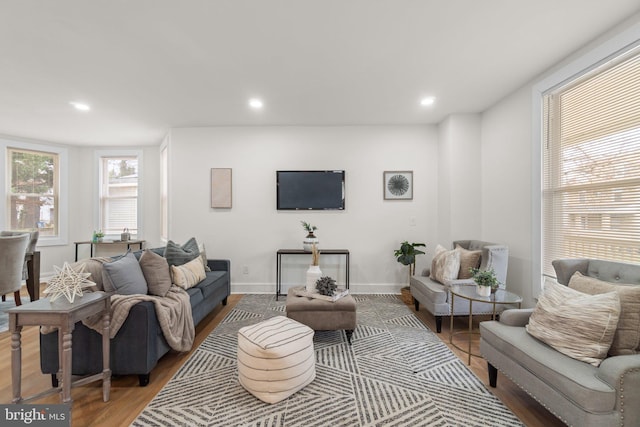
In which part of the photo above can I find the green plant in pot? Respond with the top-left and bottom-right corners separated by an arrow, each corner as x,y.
394,241 -> 426,303
93,230 -> 105,243
470,267 -> 501,297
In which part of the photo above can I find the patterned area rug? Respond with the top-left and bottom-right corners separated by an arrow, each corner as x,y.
132,294 -> 522,427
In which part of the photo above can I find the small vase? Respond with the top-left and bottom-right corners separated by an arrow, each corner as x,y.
476,285 -> 491,297
306,265 -> 322,293
303,233 -> 319,252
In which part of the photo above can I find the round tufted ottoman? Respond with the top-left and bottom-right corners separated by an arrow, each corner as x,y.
237,316 -> 315,404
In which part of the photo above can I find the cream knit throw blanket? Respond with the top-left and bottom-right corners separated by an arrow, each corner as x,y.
83,286 -> 195,352
42,286 -> 195,352
41,256 -> 195,352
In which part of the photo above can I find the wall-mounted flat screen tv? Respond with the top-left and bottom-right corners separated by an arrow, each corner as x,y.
277,170 -> 345,210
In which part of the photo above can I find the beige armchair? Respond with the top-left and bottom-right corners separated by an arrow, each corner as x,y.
0,233 -> 30,306
409,239 -> 510,332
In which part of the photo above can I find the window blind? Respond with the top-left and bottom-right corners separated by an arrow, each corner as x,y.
543,48 -> 640,278
99,156 -> 138,235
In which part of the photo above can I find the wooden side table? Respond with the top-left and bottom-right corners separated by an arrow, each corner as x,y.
74,239 -> 145,261
8,292 -> 111,408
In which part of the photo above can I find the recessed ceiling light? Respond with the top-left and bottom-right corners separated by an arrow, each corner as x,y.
248,98 -> 263,109
420,97 -> 436,107
70,101 -> 90,111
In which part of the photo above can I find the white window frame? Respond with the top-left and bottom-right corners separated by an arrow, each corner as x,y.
531,23 -> 640,297
95,149 -> 143,239
0,138 -> 68,246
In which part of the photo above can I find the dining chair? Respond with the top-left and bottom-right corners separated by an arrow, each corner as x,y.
0,233 -> 30,306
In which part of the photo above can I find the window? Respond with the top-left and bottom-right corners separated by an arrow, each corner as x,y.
99,154 -> 140,236
542,48 -> 640,278
1,139 -> 67,246
7,147 -> 59,235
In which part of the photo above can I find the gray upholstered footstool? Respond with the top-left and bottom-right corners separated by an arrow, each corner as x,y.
286,287 -> 357,344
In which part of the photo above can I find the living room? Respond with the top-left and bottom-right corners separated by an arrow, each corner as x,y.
1,2 -> 640,426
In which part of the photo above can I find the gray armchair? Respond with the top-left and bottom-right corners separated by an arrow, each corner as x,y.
0,233 -> 30,306
480,258 -> 640,427
410,239 -> 510,332
0,230 -> 38,279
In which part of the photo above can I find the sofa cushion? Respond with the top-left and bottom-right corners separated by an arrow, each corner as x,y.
164,237 -> 200,266
568,271 -> 640,356
102,251 -> 148,295
139,249 -> 172,297
186,287 -> 204,307
171,257 -> 206,290
430,244 -> 460,284
196,271 -> 228,299
455,244 -> 481,279
526,281 -> 620,366
480,321 -> 616,413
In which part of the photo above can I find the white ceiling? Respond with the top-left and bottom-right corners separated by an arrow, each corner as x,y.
1,1 -> 638,146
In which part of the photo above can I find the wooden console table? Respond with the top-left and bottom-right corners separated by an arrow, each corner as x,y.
8,292 -> 111,411
276,249 -> 350,300
74,239 -> 145,261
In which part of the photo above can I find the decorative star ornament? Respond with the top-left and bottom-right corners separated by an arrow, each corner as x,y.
43,262 -> 96,303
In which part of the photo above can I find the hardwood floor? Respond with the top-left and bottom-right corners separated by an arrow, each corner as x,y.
0,292 -> 564,427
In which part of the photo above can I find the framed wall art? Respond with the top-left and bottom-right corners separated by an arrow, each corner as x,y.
211,168 -> 232,208
383,171 -> 413,200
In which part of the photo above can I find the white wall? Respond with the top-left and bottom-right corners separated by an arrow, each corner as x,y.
437,114 -> 482,245
481,87 -> 534,305
167,125 -> 437,293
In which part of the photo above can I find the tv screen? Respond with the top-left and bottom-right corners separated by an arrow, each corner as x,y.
277,170 -> 345,210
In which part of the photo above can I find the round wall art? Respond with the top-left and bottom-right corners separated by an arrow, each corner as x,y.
383,171 -> 413,200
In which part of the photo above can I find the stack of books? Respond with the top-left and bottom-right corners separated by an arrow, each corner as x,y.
292,287 -> 349,302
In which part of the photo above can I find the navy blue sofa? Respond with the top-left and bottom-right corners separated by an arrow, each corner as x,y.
40,257 -> 230,386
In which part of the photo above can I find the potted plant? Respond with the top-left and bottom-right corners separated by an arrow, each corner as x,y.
394,241 -> 426,304
93,230 -> 105,243
301,221 -> 319,251
470,267 -> 501,297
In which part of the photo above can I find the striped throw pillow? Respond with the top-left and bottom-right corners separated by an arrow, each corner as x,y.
171,257 -> 206,289
526,281 -> 620,366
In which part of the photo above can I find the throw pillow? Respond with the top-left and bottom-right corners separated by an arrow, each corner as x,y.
455,244 -> 482,279
102,251 -> 148,295
429,244 -> 461,284
171,256 -> 206,290
164,237 -> 200,266
568,271 -> 640,355
71,258 -> 108,291
526,281 -> 620,366
139,249 -> 172,297
198,242 -> 212,272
